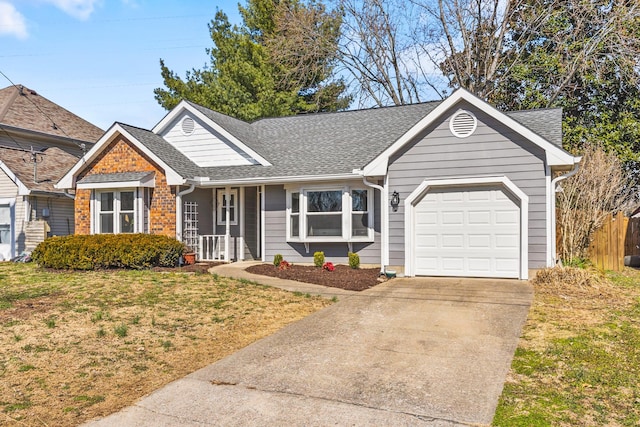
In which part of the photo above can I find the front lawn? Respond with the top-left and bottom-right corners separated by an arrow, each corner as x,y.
0,263 -> 331,426
494,267 -> 640,426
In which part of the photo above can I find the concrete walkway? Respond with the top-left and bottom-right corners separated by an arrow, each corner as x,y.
84,265 -> 533,427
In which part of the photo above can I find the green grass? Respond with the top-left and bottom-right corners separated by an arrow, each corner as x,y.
493,269 -> 640,426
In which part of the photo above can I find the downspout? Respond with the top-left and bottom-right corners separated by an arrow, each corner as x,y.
550,158 -> 582,264
362,175 -> 386,275
176,184 -> 196,243
62,189 -> 75,199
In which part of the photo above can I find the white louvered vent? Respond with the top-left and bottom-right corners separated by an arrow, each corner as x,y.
449,110 -> 477,138
181,117 -> 195,135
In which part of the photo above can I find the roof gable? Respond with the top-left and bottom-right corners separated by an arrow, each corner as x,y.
362,88 -> 578,176
56,123 -> 193,189
152,101 -> 271,167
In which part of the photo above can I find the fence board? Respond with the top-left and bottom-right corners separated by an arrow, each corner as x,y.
583,212 -> 634,271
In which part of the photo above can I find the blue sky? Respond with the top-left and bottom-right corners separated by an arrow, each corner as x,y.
1,0 -> 242,131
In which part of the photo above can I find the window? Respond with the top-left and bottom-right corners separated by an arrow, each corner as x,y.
96,190 -> 137,234
287,186 -> 373,242
0,204 -> 10,244
217,189 -> 238,225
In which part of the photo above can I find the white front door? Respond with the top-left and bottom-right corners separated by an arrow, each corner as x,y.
413,185 -> 520,278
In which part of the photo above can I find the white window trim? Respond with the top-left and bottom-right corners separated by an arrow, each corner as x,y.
93,188 -> 141,234
217,189 -> 238,226
285,185 -> 374,243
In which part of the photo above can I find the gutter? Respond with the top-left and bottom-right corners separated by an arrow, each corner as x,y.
359,173 -> 386,276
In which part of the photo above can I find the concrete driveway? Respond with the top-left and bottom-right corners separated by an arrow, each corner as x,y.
85,276 -> 532,426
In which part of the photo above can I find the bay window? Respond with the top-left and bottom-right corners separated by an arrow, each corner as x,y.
286,186 -> 373,242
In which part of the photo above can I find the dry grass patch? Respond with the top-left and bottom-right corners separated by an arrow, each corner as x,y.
0,263 -> 332,426
494,266 -> 640,426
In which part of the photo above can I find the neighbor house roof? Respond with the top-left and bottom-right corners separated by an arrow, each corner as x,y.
0,146 -> 79,195
0,84 -> 103,143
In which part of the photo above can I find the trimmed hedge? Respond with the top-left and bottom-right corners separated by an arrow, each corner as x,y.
31,234 -> 186,270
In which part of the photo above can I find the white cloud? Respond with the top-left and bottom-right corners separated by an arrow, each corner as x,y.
0,1 -> 28,39
42,0 -> 101,20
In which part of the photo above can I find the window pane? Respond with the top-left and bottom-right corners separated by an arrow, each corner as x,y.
290,214 -> 299,237
352,190 -> 368,212
291,192 -> 299,213
0,205 -> 10,224
307,191 -> 342,212
0,224 -> 9,244
100,192 -> 114,211
229,207 -> 235,222
100,213 -> 114,233
120,213 -> 134,233
352,213 -> 369,237
307,214 -> 342,236
120,191 -> 135,211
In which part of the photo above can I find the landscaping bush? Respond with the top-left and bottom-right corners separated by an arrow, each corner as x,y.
273,254 -> 283,267
314,251 -> 325,267
348,252 -> 360,269
32,234 -> 185,270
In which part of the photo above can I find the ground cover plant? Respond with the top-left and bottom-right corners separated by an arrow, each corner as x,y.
493,266 -> 640,426
0,263 -> 331,426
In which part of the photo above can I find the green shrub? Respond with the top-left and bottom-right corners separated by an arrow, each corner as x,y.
314,251 -> 325,267
348,252 -> 360,269
273,254 -> 283,267
31,234 -> 185,270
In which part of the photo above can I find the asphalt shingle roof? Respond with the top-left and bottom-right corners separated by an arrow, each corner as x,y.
0,146 -> 79,194
77,171 -> 154,184
119,100 -> 565,183
0,85 -> 103,143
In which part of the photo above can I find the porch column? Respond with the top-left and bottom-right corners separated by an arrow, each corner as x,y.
224,186 -> 230,262
239,187 -> 245,261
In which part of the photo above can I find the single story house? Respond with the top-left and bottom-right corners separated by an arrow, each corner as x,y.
57,88 -> 580,279
0,85 -> 102,260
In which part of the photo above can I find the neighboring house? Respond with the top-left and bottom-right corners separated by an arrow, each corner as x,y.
0,84 -> 103,260
57,88 -> 580,279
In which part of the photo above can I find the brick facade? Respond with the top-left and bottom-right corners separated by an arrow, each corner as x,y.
74,135 -> 177,237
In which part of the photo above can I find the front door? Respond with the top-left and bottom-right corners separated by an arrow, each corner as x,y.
0,202 -> 14,261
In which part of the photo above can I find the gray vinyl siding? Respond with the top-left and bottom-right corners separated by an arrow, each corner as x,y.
263,184 -> 382,265
28,196 -> 75,236
387,102 -> 548,270
183,188 -> 214,236
244,187 -> 259,260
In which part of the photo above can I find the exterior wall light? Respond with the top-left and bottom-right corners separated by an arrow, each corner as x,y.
391,191 -> 400,212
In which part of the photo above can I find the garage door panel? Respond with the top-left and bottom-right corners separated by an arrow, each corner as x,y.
413,186 -> 520,278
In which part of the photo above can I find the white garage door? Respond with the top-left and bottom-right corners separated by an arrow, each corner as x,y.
413,185 -> 520,278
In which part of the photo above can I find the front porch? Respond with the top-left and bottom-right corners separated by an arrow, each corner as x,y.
178,186 -> 261,262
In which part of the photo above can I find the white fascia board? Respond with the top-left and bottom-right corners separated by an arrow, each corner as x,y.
363,88 -> 578,175
77,175 -> 155,190
152,101 -> 272,167
0,160 -> 30,195
185,173 -> 359,187
56,123 -> 185,189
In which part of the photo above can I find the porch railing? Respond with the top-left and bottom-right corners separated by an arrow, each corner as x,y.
198,235 -> 245,262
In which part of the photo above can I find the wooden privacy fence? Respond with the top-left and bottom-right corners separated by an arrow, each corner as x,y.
585,212 -> 640,271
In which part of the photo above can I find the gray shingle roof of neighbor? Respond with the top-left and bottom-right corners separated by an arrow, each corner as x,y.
77,171 -> 154,184
0,145 -> 80,194
119,100 -> 565,182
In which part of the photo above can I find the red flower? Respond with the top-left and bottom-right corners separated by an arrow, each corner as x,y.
323,262 -> 335,272
279,260 -> 292,270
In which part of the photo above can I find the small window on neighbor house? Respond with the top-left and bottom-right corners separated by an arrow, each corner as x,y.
217,189 -> 238,225
0,204 -> 10,244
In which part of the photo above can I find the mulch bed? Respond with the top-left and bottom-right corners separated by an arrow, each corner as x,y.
246,263 -> 382,291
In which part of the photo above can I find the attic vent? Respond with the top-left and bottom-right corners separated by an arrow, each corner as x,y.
449,110 -> 477,138
181,117 -> 195,135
